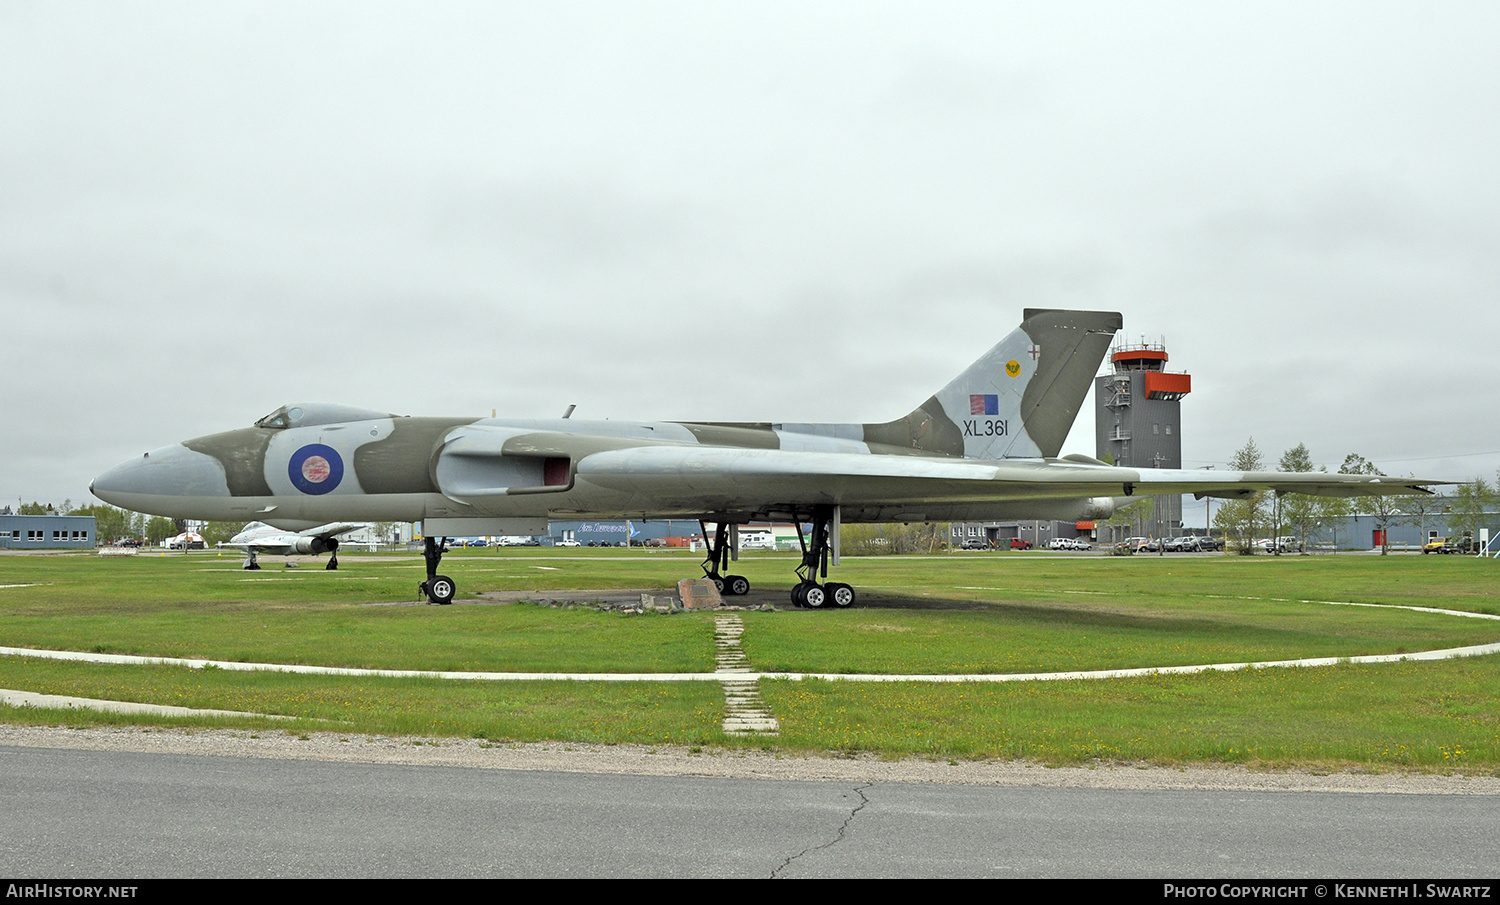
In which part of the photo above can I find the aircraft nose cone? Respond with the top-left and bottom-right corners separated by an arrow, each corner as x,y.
92,445 -> 231,512
91,459 -> 138,506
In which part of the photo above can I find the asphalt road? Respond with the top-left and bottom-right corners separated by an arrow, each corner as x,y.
3,744 -> 1496,878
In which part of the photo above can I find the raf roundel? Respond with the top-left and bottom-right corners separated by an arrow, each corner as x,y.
288,444 -> 345,495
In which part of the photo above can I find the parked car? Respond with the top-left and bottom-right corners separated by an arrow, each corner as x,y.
1009,538 -> 1033,550
1256,536 -> 1299,553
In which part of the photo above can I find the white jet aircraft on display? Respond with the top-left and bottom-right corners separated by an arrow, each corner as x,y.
93,309 -> 1444,606
224,521 -> 368,571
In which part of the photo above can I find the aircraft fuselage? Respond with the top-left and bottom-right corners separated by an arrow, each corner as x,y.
92,411 -> 1116,531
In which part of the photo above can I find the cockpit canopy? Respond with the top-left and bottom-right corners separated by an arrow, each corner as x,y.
255,403 -> 395,430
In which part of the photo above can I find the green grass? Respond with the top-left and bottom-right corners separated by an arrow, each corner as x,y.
0,600 -> 715,673
0,657 -> 725,744
740,597 -> 1498,674
2,547 -> 1498,771
0,550 -> 715,672
763,657 -> 1500,770
3,547 -> 711,608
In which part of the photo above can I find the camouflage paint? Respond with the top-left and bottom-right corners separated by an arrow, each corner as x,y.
183,428 -> 275,497
352,417 -> 478,494
1017,308 -> 1123,458
676,422 -> 782,450
861,395 -> 964,457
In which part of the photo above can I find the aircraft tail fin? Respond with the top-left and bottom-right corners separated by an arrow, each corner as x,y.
862,309 -> 1122,459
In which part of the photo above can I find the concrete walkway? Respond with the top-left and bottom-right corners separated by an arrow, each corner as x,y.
8,638 -> 1498,685
0,688 -> 288,719
714,614 -> 779,734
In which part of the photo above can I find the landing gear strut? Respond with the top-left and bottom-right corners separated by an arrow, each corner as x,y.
419,536 -> 456,605
242,549 -> 261,571
790,505 -> 855,609
699,520 -> 750,596
325,539 -> 339,571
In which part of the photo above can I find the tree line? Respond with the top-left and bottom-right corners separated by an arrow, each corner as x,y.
1210,439 -> 1497,555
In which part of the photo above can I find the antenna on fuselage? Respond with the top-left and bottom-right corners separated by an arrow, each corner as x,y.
561,404 -> 576,419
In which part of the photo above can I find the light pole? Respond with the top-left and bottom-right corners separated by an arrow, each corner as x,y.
1202,465 -> 1215,539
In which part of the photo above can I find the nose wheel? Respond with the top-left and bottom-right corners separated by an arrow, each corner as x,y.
422,574 -> 456,605
419,536 -> 457,604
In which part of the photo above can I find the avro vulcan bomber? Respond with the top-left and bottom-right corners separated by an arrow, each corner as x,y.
93,310 -> 1441,605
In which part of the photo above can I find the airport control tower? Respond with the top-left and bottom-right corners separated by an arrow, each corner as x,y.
1095,338 -> 1192,539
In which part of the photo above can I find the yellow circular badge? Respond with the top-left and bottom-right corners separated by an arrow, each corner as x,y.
1005,360 -> 1021,377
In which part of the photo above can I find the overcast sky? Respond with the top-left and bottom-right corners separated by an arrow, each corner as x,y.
4,1 -> 1497,508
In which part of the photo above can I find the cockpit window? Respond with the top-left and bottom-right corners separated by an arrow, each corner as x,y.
254,403 -> 392,429
255,407 -> 292,429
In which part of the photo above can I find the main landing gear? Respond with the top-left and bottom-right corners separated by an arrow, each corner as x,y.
698,509 -> 858,608
419,536 -> 456,605
324,539 -> 339,571
789,506 -> 855,610
699,520 -> 750,597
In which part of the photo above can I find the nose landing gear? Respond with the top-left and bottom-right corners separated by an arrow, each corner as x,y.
419,536 -> 456,605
